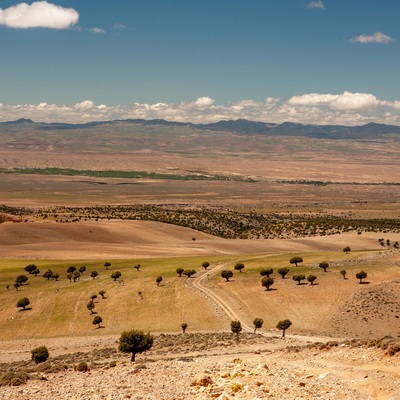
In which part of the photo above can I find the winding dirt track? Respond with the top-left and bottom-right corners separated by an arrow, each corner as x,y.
187,260 -> 347,343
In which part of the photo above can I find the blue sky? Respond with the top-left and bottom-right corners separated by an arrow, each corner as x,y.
1,0 -> 400,125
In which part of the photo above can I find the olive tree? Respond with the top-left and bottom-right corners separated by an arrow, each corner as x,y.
111,271 -> 122,281
17,297 -> 30,310
31,346 -> 49,363
118,329 -> 154,362
276,319 -> 292,337
221,270 -> 233,282
99,290 -> 106,299
307,275 -> 317,285
234,263 -> 245,273
260,268 -> 273,277
93,315 -> 103,328
156,276 -> 163,286
356,270 -> 367,284
230,320 -> 242,342
319,262 -> 329,272
24,264 -> 38,274
104,262 -> 111,270
87,301 -> 95,314
183,269 -> 196,278
176,268 -> 184,277
15,275 -> 28,285
253,318 -> 264,333
42,270 -> 53,280
202,262 -> 210,270
343,246 -> 351,254
290,257 -> 303,267
181,323 -> 188,333
340,270 -> 347,279
90,271 -> 99,279
261,277 -> 274,291
292,275 -> 306,285
278,267 -> 290,279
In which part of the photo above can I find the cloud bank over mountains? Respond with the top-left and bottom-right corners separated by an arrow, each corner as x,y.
2,92 -> 400,126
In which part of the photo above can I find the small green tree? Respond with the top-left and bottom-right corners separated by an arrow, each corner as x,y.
90,271 -> 98,279
202,262 -> 210,270
87,301 -> 95,314
72,271 -> 81,282
90,294 -> 98,301
176,268 -> 184,277
93,315 -> 103,328
290,257 -> 303,267
356,270 -> 367,284
99,290 -> 106,299
156,276 -> 163,286
31,346 -> 49,363
307,275 -> 317,285
42,269 -> 53,280
14,282 -> 20,291
67,266 -> 76,274
234,263 -> 245,273
134,264 -> 141,271
32,268 -> 41,277
79,266 -> 86,274
111,271 -> 122,281
276,319 -> 292,337
319,262 -> 329,272
260,268 -> 273,277
17,297 -> 30,310
104,262 -> 111,270
118,329 -> 154,362
181,323 -> 188,333
51,272 -> 60,281
230,320 -> 242,342
15,275 -> 28,285
221,270 -> 233,282
343,246 -> 351,254
278,267 -> 290,279
292,275 -> 306,285
253,318 -> 263,333
24,264 -> 37,274
183,269 -> 196,278
67,273 -> 73,282
261,277 -> 274,291
340,270 -> 347,279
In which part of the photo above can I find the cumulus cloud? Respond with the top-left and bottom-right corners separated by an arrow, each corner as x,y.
288,91 -> 385,110
350,32 -> 393,44
1,94 -> 400,126
305,1 -> 325,9
0,1 -> 79,29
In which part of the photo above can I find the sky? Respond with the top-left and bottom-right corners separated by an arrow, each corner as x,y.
1,0 -> 400,125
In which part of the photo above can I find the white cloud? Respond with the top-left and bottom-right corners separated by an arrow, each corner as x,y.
1,94 -> 400,126
288,91 -> 384,110
350,32 -> 393,44
0,1 -> 79,29
88,27 -> 105,34
305,1 -> 325,9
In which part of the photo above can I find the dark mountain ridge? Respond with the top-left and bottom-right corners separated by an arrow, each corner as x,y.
1,118 -> 400,139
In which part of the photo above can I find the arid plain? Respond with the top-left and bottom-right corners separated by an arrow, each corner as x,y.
0,122 -> 400,399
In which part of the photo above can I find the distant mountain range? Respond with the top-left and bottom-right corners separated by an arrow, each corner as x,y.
2,118 -> 400,139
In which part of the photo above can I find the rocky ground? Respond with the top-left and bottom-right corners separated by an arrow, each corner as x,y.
0,333 -> 399,399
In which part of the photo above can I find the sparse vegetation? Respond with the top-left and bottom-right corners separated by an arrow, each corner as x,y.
31,346 -> 49,363
234,263 -> 245,273
181,323 -> 188,333
118,329 -> 154,362
93,316 -> 103,328
278,267 -> 290,279
319,261 -> 329,272
292,275 -> 306,285
307,275 -> 317,285
202,262 -> 210,270
356,270 -> 367,284
111,271 -> 122,281
156,276 -> 163,286
176,268 -> 184,277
